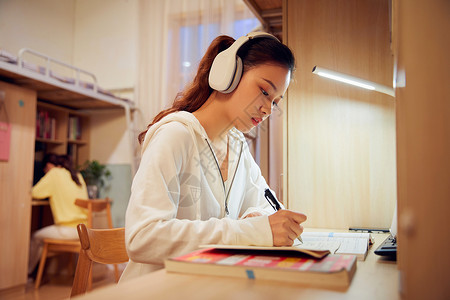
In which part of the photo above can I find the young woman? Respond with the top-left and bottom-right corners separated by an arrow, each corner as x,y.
28,153 -> 89,274
121,32 -> 307,281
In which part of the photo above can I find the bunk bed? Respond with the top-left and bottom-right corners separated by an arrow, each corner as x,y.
0,47 -> 134,110
0,47 -> 136,173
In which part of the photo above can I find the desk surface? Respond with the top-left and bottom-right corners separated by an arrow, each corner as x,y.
74,232 -> 399,300
31,199 -> 50,206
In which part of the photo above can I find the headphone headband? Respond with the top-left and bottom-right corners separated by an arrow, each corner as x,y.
208,32 -> 279,93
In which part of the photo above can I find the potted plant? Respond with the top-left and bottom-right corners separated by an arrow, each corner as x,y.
79,160 -> 111,199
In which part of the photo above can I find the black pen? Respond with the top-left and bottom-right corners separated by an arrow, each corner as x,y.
264,189 -> 303,244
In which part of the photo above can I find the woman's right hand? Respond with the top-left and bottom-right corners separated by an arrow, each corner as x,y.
268,210 -> 307,246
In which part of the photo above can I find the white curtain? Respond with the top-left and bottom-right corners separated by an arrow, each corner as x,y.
136,0 -> 260,134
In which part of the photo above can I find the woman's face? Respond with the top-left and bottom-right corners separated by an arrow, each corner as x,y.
226,64 -> 291,133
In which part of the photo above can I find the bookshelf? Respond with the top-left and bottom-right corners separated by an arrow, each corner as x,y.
36,101 -> 90,169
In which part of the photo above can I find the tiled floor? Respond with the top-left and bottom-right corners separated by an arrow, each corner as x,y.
1,263 -> 125,300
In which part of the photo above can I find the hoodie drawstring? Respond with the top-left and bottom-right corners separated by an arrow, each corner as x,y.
205,138 -> 243,216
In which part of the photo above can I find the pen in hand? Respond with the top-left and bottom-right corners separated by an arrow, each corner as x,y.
264,189 -> 303,244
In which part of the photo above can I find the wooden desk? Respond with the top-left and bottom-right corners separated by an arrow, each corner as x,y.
30,199 -> 53,233
31,199 -> 49,206
74,232 -> 399,300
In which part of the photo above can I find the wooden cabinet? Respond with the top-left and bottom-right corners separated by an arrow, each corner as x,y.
35,101 -> 90,168
0,81 -> 36,290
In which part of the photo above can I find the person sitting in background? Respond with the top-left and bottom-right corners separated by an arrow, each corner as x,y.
28,153 -> 89,276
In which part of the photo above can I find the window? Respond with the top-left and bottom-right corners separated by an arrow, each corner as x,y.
172,12 -> 260,91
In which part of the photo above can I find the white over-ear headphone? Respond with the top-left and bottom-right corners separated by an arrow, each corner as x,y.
208,32 -> 279,93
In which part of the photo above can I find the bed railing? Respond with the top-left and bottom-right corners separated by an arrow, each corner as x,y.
17,48 -> 99,93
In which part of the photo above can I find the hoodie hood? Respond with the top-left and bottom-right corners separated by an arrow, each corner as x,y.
141,111 -> 208,154
141,111 -> 247,154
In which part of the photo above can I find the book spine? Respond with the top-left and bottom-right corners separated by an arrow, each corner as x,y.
44,111 -> 49,139
51,118 -> 56,140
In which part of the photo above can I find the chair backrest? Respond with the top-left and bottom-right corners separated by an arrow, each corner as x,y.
70,223 -> 129,297
75,198 -> 113,228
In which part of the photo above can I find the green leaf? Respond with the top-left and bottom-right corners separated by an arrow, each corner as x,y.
79,160 -> 111,187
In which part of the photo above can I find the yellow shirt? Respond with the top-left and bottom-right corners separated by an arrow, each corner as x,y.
32,167 -> 89,227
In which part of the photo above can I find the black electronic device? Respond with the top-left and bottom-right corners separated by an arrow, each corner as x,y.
374,234 -> 397,258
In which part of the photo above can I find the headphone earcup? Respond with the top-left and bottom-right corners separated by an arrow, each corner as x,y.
223,56 -> 242,93
208,32 -> 279,93
208,49 -> 238,92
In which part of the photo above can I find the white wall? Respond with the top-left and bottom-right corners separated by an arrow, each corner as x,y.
73,0 -> 137,90
73,0 -> 138,165
0,0 -> 75,63
89,109 -> 132,164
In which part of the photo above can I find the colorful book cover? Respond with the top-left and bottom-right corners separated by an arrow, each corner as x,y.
166,247 -> 357,289
172,248 -> 354,273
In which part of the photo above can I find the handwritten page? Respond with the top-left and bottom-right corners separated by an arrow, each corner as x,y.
334,238 -> 368,255
300,232 -> 371,260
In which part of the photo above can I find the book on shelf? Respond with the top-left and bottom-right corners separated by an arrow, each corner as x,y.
36,110 -> 56,140
165,247 -> 357,289
68,116 -> 81,140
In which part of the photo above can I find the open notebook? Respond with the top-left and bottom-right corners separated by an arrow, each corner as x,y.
296,231 -> 373,261
202,230 -> 373,261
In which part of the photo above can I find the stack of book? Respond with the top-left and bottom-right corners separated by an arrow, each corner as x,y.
165,232 -> 374,289
169,245 -> 365,288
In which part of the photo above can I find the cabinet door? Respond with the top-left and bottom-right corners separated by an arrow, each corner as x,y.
0,81 -> 36,290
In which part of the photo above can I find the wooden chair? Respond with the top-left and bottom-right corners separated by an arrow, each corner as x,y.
70,223 -> 129,297
34,197 -> 114,289
74,198 -> 113,230
74,198 -> 120,289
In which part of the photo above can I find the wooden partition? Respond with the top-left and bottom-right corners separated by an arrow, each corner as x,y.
284,0 -> 396,229
0,81 -> 36,290
394,0 -> 450,298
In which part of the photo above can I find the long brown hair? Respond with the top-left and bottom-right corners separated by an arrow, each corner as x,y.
43,153 -> 82,186
138,34 -> 295,144
58,154 -> 82,186
42,153 -> 81,186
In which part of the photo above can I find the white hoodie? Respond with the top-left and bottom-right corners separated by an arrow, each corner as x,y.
120,111 -> 279,281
